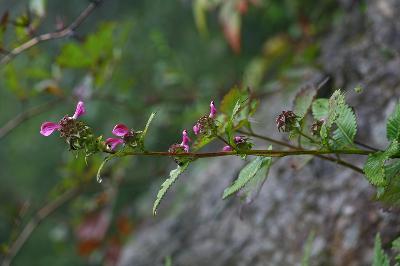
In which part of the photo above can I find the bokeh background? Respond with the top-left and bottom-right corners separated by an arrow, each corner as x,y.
1,0 -> 400,265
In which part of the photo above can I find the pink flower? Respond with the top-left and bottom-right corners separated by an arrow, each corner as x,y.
209,100 -> 217,119
105,124 -> 135,150
112,124 -> 130,137
40,101 -> 86,136
72,101 -> 85,119
105,138 -> 124,150
234,136 -> 246,144
180,129 -> 191,152
222,145 -> 232,152
193,124 -> 200,135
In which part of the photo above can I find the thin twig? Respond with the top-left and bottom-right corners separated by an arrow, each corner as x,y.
0,0 -> 103,65
354,140 -> 379,152
1,187 -> 81,266
0,98 -> 63,140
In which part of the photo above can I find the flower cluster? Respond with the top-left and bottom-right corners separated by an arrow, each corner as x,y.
105,124 -> 136,150
40,100 -> 254,163
40,101 -> 96,151
276,110 -> 298,132
222,135 -> 252,151
192,101 -> 217,136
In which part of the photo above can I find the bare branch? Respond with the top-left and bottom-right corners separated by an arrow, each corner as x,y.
0,98 -> 63,139
0,0 -> 103,65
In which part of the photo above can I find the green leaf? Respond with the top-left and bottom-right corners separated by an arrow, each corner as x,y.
240,147 -> 273,203
301,231 -> 315,266
223,156 -> 271,199
293,85 -> 317,119
57,23 -> 116,68
373,234 -> 390,266
30,0 -> 46,17
140,112 -> 156,143
332,104 -> 357,149
391,237 -> 400,262
220,87 -> 245,115
193,0 -> 208,36
376,161 -> 400,205
153,163 -> 189,215
319,90 -> 345,146
312,99 -> 329,120
387,103 -> 400,142
364,141 -> 399,186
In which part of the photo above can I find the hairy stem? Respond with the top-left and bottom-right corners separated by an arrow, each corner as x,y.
238,130 -> 365,174
106,149 -> 370,158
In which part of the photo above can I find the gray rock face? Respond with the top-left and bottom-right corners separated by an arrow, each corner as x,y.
119,1 -> 400,265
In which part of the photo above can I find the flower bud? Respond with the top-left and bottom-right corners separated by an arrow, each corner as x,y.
276,110 -> 298,132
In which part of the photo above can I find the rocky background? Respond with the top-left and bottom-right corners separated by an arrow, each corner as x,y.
119,1 -> 400,265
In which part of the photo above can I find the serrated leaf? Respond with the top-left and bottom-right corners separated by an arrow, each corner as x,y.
153,163 -> 189,215
364,141 -> 399,186
332,104 -> 357,149
377,160 -> 400,205
373,234 -> 390,266
387,103 -> 400,142
392,236 -> 400,262
312,99 -> 329,120
319,90 -> 346,147
223,156 -> 271,199
240,147 -> 272,203
293,85 -> 317,119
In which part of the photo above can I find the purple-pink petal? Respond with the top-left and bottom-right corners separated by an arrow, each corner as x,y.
182,144 -> 190,152
222,145 -> 232,152
105,138 -> 124,150
181,129 -> 191,145
112,124 -> 130,137
209,100 -> 217,119
72,101 -> 85,119
193,124 -> 200,135
40,122 -> 61,136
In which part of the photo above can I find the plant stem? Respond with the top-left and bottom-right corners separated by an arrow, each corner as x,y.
106,149 -> 370,158
237,130 -> 365,174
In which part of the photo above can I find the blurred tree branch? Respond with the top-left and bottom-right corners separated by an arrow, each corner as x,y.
0,98 -> 63,139
1,187 -> 82,266
0,0 -> 103,65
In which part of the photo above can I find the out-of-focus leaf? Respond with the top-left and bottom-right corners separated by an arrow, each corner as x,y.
193,0 -> 209,36
3,64 -> 26,100
387,103 -> 400,142
220,87 -> 244,115
57,23 -> 116,68
301,231 -> 315,266
312,98 -> 329,120
372,234 -> 390,266
220,1 -> 241,53
243,57 -> 267,89
30,0 -> 46,18
293,84 -> 317,119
